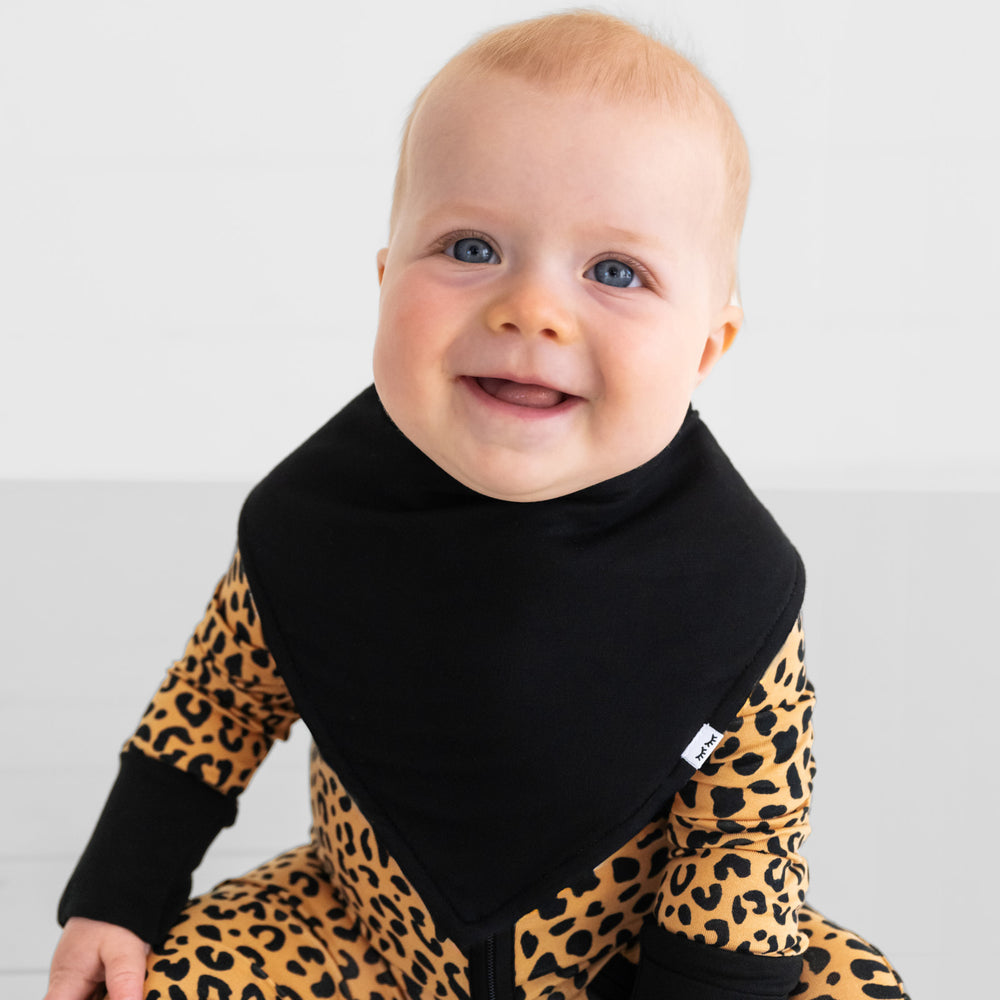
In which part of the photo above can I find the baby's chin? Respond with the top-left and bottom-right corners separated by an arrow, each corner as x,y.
403,432 -> 588,502
418,440 -> 650,503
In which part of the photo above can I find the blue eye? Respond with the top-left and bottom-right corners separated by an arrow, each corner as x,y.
448,237 -> 497,264
590,259 -> 637,288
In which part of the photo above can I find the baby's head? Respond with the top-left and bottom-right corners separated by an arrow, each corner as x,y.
373,10 -> 749,502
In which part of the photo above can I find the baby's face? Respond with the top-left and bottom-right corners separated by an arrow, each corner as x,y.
373,75 -> 741,501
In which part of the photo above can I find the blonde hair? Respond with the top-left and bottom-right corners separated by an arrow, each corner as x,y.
389,10 -> 750,302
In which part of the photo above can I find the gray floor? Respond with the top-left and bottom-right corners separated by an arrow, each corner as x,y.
3,481 -> 996,998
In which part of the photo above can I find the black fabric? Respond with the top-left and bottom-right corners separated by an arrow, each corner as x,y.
588,952 -> 640,1000
631,921 -> 803,1000
58,746 -> 237,944
238,385 -> 804,948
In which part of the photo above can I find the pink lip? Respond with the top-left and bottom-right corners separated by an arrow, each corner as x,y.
459,375 -> 582,416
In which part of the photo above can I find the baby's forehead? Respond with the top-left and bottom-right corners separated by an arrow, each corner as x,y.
411,70 -> 723,162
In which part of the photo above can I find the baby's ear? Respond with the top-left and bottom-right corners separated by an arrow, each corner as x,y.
376,247 -> 388,286
696,304 -> 743,384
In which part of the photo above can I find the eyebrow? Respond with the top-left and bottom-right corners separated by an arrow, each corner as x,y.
590,224 -> 682,272
417,211 -> 668,249
596,225 -> 665,250
412,204 -> 505,232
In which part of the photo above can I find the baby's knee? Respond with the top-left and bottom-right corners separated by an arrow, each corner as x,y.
143,910 -> 278,999
794,906 -> 909,1000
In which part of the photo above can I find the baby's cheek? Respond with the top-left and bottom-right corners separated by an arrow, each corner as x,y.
377,275 -> 448,361
373,283 -> 448,432
600,362 -> 694,463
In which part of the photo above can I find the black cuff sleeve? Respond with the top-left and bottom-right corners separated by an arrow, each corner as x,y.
633,922 -> 803,1000
58,746 -> 238,945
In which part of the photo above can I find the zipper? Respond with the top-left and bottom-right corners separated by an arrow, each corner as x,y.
485,934 -> 498,1000
470,929 -> 513,1000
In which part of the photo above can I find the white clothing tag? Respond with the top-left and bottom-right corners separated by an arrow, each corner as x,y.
681,723 -> 724,768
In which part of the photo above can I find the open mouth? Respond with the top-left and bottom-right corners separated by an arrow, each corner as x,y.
474,376 -> 570,409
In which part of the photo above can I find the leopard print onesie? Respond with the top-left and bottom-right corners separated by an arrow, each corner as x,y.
115,551 -> 909,1000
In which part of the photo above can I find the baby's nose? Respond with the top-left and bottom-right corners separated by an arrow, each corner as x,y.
485,275 -> 577,342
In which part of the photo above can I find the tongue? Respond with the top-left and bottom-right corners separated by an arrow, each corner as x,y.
478,377 -> 565,409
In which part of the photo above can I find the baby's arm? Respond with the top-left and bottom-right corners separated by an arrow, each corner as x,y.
48,549 -> 297,996
636,617 -> 814,1000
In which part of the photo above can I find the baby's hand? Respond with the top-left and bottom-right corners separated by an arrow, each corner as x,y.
44,917 -> 150,1000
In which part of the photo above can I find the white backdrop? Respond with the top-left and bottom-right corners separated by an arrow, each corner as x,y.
2,0 -> 998,488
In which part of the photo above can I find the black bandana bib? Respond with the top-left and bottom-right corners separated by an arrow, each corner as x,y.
238,385 -> 804,947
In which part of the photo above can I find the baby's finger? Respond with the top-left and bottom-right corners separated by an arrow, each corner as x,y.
100,943 -> 148,1000
43,969 -> 103,1000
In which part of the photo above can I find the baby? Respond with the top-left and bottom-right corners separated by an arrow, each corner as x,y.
46,12 -> 909,1000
